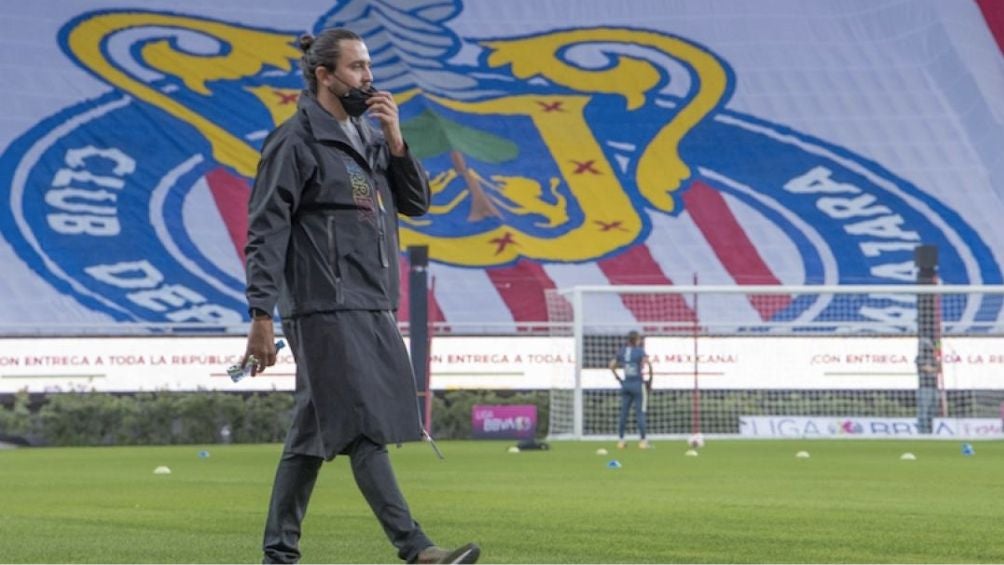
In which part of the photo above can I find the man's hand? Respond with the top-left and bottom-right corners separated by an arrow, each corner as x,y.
242,317 -> 276,376
366,90 -> 405,156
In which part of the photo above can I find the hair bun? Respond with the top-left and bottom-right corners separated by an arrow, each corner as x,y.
298,34 -> 315,53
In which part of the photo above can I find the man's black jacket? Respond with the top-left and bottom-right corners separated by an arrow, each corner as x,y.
245,92 -> 430,318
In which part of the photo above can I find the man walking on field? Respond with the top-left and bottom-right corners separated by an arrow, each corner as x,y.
241,27 -> 479,565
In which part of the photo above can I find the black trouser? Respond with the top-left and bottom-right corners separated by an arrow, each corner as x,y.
262,437 -> 433,563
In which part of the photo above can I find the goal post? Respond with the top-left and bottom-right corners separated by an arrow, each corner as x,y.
546,284 -> 1004,441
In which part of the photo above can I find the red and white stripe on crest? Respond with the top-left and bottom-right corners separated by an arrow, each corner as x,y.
426,180 -> 803,329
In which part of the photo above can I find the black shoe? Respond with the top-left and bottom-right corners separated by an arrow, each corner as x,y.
416,543 -> 480,564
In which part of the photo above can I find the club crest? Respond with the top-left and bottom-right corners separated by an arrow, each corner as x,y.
0,2 -> 999,325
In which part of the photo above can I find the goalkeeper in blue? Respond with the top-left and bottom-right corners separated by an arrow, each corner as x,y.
609,331 -> 655,449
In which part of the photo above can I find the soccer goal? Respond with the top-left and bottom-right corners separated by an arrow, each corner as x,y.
545,284 -> 1004,441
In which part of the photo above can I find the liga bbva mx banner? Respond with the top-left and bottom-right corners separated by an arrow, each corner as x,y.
1,0 -> 1003,332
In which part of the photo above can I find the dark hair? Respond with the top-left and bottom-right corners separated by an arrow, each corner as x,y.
298,28 -> 362,94
627,330 -> 641,344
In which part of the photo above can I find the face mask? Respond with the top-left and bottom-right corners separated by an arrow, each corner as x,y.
327,73 -> 375,117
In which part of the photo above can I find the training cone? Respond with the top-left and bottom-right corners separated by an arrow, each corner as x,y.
507,446 -> 520,453
900,452 -> 917,461
607,459 -> 622,469
153,466 -> 172,475
795,451 -> 811,459
684,449 -> 699,457
595,448 -> 608,456
961,443 -> 975,456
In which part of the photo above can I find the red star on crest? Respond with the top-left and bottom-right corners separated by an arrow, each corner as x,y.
274,91 -> 299,105
536,100 -> 565,112
571,159 -> 601,175
595,220 -> 628,232
489,231 -> 518,255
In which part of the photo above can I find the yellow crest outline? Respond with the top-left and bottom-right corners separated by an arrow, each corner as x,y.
64,13 -> 730,267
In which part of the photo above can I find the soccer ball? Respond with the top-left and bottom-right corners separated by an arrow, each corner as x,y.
687,433 -> 705,449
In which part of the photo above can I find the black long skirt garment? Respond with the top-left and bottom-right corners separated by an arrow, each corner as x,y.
280,310 -> 424,460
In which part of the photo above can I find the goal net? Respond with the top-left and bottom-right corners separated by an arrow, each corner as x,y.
545,284 -> 1004,441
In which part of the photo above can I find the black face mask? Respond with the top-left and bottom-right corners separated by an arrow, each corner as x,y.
327,73 -> 375,118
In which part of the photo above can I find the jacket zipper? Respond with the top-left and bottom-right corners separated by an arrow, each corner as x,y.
327,216 -> 344,304
376,190 -> 389,268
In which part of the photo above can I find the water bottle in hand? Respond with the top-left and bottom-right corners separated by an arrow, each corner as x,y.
228,340 -> 286,382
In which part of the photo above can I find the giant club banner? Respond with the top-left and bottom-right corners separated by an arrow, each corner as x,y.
1,0 -> 1003,332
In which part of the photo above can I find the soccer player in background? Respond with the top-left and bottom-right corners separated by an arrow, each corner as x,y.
241,28 -> 479,564
609,331 -> 654,449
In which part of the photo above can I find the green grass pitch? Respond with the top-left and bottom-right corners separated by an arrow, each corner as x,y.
1,440 -> 1003,563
